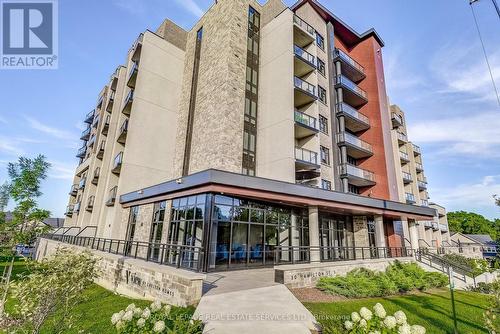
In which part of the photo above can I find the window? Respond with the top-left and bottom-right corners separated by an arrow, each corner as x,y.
319,115 -> 328,134
316,33 -> 324,50
148,201 -> 166,261
348,184 -> 359,194
321,179 -> 331,190
317,58 -> 325,76
320,146 -> 330,165
125,206 -> 139,256
318,85 -> 327,104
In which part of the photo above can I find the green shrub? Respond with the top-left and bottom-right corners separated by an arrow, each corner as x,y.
317,261 -> 448,298
443,253 -> 490,276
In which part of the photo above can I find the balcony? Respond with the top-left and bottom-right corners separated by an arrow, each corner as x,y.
80,127 -> 91,141
122,90 -> 134,115
422,221 -> 433,229
335,75 -> 368,107
117,119 -> 129,144
337,132 -> 373,159
91,167 -> 100,185
415,162 -> 423,172
84,110 -> 95,124
294,76 -> 317,107
405,192 -> 416,204
97,140 -> 105,159
432,222 -> 439,231
110,70 -> 119,92
418,176 -> 428,184
106,91 -> 115,112
336,102 -> 370,132
391,113 -> 403,128
402,172 -> 412,184
106,186 -> 118,206
439,224 -> 449,232
294,110 -> 318,139
73,202 -> 81,214
294,45 -> 316,77
78,177 -> 86,190
86,196 -> 95,212
130,33 -> 143,63
112,152 -> 123,175
421,199 -> 429,207
295,147 -> 319,171
76,146 -> 87,159
88,135 -> 96,148
101,115 -> 110,135
397,132 -> 407,145
65,205 -> 74,217
69,184 -> 78,196
97,95 -> 104,109
399,151 -> 410,163
127,61 -> 138,88
412,144 -> 421,155
332,48 -> 365,83
339,163 -> 375,187
293,15 -> 315,48
418,181 -> 427,191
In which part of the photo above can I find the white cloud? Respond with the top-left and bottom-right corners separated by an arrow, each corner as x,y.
408,111 -> 500,158
430,43 -> 500,104
111,0 -> 147,15
0,137 -> 24,156
432,175 -> 500,219
48,160 -> 77,180
173,0 -> 204,17
24,116 -> 75,140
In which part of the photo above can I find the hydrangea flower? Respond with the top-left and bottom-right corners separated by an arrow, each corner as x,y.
368,331 -> 381,334
394,310 -> 407,325
398,323 -> 411,334
360,307 -> 373,320
137,318 -> 145,328
133,307 -> 142,317
111,312 -> 121,325
374,303 -> 386,318
344,320 -> 354,330
142,308 -> 151,319
351,311 -> 361,322
126,303 -> 136,312
151,300 -> 162,312
164,305 -> 172,315
384,315 -> 397,329
360,319 -> 367,328
411,325 -> 426,334
115,320 -> 125,330
122,310 -> 134,322
153,320 -> 166,332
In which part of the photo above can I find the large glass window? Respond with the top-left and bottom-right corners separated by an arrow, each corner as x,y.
148,201 -> 166,261
125,206 -> 139,256
319,214 -> 354,261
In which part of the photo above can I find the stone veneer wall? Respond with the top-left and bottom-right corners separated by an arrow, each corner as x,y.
36,238 -> 205,307
275,258 -> 413,288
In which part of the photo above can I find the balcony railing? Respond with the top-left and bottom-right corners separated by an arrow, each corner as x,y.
97,140 -> 105,159
405,192 -> 416,204
122,90 -> 134,115
65,205 -> 74,217
336,102 -> 370,127
421,199 -> 429,207
69,184 -> 78,196
127,61 -> 139,88
339,163 -> 375,183
402,172 -> 412,183
294,76 -> 316,97
333,48 -> 365,75
415,163 -> 423,171
400,151 -> 410,162
92,167 -> 100,185
78,177 -> 86,189
102,115 -> 110,135
412,144 -> 421,155
337,132 -> 373,154
294,44 -> 316,66
112,152 -> 123,174
391,113 -> 403,128
293,14 -> 315,37
418,181 -> 427,191
86,196 -> 95,212
117,119 -> 129,144
84,110 -> 95,124
295,147 -> 318,165
397,132 -> 407,143
73,202 -> 81,213
294,110 -> 317,129
106,186 -> 118,206
439,224 -> 448,232
76,146 -> 87,158
335,75 -> 367,99
80,127 -> 91,141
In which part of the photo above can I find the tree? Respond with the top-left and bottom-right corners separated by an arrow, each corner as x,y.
447,211 -> 497,240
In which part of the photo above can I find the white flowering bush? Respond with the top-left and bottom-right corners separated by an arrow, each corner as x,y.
111,300 -> 203,333
344,303 -> 426,334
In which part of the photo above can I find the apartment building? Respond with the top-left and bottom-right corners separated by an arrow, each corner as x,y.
62,0 -> 440,272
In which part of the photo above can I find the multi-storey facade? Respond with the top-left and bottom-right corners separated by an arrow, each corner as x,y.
62,0 -> 442,272
389,104 -> 450,248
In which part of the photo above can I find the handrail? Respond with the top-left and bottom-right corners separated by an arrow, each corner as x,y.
416,249 -> 477,285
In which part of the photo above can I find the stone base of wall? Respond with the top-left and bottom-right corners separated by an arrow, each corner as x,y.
274,257 -> 413,288
36,238 -> 206,307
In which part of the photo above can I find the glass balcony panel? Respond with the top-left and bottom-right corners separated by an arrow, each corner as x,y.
336,102 -> 369,127
294,110 -> 317,129
294,76 -> 316,96
335,75 -> 367,98
295,147 -> 318,165
293,15 -> 315,37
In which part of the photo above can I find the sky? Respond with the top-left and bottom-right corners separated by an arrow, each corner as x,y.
0,0 -> 499,219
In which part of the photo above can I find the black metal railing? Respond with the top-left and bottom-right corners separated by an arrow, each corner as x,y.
41,234 -> 205,272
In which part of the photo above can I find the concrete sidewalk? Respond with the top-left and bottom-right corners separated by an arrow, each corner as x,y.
195,284 -> 320,334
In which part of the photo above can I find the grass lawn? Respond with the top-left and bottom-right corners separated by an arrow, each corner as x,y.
1,261 -> 196,334
304,289 -> 496,334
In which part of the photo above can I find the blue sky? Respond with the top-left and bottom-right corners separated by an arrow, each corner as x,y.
0,0 -> 499,219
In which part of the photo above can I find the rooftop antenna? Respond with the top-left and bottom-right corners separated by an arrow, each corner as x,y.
469,0 -> 500,107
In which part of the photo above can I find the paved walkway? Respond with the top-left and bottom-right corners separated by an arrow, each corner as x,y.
195,269 -> 320,334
